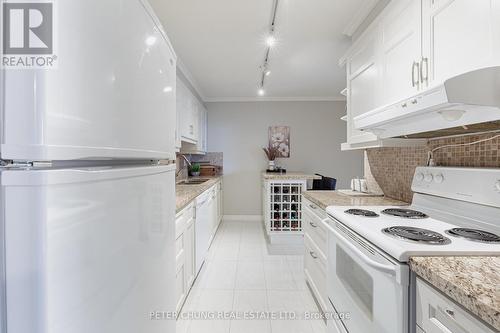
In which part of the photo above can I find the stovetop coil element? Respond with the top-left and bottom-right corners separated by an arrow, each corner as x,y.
344,209 -> 379,217
382,226 -> 451,245
381,208 -> 428,219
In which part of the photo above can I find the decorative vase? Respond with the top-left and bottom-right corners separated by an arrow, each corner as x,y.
268,160 -> 275,171
191,171 -> 200,177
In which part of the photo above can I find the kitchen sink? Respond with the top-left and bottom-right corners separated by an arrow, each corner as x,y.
177,179 -> 210,185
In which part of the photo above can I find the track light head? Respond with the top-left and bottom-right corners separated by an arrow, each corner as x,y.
266,35 -> 276,47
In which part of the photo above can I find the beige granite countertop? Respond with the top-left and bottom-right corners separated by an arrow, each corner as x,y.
303,190 -> 407,209
176,176 -> 222,213
262,172 -> 322,180
410,256 -> 500,331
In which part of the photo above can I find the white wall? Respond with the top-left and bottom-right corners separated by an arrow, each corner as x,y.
207,101 -> 364,215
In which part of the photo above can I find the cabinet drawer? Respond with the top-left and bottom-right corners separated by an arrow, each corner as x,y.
303,198 -> 327,220
176,202 -> 194,239
175,234 -> 185,270
416,278 -> 496,333
176,263 -> 186,312
304,233 -> 327,311
303,210 -> 328,256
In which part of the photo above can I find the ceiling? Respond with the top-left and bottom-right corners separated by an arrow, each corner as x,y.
149,0 -> 376,102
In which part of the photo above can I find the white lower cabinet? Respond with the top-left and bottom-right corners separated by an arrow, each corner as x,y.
175,202 -> 195,312
175,181 -> 222,313
184,217 -> 195,289
207,187 -> 218,245
217,181 -> 223,223
416,278 -> 496,333
303,198 -> 329,312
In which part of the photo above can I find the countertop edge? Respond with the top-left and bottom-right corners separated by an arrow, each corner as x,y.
262,172 -> 322,180
302,190 -> 408,209
175,176 -> 222,214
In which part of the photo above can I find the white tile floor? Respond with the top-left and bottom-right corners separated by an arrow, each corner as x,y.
177,219 -> 326,333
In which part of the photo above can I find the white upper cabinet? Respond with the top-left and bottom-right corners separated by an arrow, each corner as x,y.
346,28 -> 381,145
340,0 -> 500,148
380,0 -> 423,105
200,105 -> 208,153
343,25 -> 424,148
175,79 -> 182,151
180,100 -> 208,154
349,29 -> 381,120
422,0 -> 500,85
177,75 -> 208,154
177,78 -> 198,144
189,97 -> 199,142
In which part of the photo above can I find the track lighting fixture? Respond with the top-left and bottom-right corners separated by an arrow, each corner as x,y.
256,0 -> 279,96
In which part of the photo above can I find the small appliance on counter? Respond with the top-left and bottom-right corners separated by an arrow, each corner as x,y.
350,177 -> 368,192
339,177 -> 382,197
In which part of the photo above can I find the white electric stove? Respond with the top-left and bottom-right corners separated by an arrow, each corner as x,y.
324,166 -> 500,333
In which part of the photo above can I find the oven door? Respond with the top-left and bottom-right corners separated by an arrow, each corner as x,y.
327,217 -> 409,333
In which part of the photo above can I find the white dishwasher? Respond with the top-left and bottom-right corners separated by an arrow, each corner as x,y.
195,189 -> 212,275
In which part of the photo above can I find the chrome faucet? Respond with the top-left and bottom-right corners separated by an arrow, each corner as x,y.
176,154 -> 192,177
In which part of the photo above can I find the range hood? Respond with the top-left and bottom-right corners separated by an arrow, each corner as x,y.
354,66 -> 500,139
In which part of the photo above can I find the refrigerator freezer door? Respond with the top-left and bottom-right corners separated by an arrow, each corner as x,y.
1,164 -> 175,333
1,0 -> 176,161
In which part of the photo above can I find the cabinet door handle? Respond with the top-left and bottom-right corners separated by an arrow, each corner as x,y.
411,61 -> 420,89
411,61 -> 417,87
420,57 -> 429,85
445,309 -> 454,317
309,204 -> 317,210
309,251 -> 318,259
309,222 -> 318,228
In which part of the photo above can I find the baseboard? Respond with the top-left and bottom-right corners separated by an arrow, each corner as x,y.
222,215 -> 263,222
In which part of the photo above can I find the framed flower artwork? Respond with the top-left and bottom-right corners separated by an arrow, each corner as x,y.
269,126 -> 290,158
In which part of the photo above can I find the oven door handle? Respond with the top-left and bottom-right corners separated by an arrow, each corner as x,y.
331,228 -> 397,277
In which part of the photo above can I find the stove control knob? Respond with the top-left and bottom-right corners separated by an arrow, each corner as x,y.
495,180 -> 500,192
424,174 -> 434,183
415,173 -> 424,181
434,174 -> 444,184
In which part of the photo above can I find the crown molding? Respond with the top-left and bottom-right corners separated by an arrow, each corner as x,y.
176,58 -> 207,102
342,0 -> 379,37
204,95 -> 346,103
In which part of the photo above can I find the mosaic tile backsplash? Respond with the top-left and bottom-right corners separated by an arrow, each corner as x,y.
176,152 -> 224,182
365,132 -> 500,203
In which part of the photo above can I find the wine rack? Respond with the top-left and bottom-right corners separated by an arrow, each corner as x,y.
263,180 -> 306,234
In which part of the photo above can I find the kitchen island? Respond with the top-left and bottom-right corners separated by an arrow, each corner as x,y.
261,172 -> 321,254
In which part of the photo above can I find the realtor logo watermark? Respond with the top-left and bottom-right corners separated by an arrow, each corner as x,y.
2,0 -> 57,68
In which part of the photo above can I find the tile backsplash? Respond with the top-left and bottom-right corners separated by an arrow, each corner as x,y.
175,152 -> 224,182
365,132 -> 500,203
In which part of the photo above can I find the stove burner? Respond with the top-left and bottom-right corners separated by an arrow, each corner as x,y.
445,228 -> 500,244
381,208 -> 428,219
382,226 -> 451,245
344,209 -> 379,217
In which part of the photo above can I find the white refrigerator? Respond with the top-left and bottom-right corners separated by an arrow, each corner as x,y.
1,1 -> 177,332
